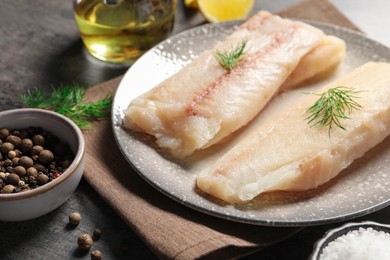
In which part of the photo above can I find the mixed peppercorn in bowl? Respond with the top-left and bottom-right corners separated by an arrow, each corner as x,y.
0,108 -> 85,221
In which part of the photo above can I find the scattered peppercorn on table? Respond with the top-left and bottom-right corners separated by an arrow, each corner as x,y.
1,0 -> 390,259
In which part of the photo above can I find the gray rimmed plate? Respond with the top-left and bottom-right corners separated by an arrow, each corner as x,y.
112,20 -> 390,226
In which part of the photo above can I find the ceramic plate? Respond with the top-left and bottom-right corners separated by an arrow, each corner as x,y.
112,20 -> 390,226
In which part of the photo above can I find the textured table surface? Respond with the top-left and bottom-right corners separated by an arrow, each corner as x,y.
1,0 -> 390,259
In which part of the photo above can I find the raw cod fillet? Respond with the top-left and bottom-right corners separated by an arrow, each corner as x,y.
197,62 -> 390,204
123,11 -> 345,158
282,35 -> 346,90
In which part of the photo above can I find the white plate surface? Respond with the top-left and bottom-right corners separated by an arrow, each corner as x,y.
112,20 -> 390,226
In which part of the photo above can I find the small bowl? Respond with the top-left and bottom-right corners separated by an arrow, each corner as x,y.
310,221 -> 390,259
0,108 -> 85,221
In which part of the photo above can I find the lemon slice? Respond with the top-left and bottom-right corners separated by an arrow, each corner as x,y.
197,0 -> 254,23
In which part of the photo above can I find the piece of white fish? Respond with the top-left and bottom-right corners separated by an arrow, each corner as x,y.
123,11 -> 345,158
197,62 -> 390,204
282,35 -> 346,90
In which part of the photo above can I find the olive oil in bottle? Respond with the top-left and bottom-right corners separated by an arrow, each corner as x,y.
73,0 -> 177,64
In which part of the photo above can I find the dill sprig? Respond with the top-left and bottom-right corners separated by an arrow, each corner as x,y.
304,86 -> 362,135
214,40 -> 247,71
20,85 -> 113,128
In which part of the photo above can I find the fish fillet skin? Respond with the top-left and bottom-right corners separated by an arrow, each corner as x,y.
123,11 -> 342,158
197,62 -> 390,204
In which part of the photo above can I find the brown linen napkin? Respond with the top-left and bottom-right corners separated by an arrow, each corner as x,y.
83,0 -> 360,259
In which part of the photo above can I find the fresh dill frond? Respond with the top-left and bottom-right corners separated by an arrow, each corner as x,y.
214,40 -> 247,71
20,84 -> 113,128
304,86 -> 362,135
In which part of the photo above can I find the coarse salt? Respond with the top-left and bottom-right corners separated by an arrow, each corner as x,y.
320,227 -> 390,260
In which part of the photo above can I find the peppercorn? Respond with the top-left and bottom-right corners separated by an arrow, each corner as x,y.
62,160 -> 73,169
6,173 -> 20,186
69,212 -> 81,225
39,150 -> 54,164
3,159 -> 12,167
13,166 -> 26,177
18,156 -> 34,169
33,163 -> 46,173
0,128 -> 9,139
32,134 -> 45,146
11,130 -> 20,137
1,184 -> 15,193
36,173 -> 49,185
11,157 -> 19,166
7,150 -> 16,159
93,228 -> 102,240
26,167 -> 38,177
1,142 -> 14,154
13,149 -> 22,157
28,175 -> 37,183
0,127 -> 74,194
31,145 -> 44,156
6,135 -> 21,147
77,234 -> 93,251
20,138 -> 33,153
91,250 -> 102,260
18,129 -> 28,139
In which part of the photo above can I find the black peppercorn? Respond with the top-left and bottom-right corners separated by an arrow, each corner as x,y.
18,129 -> 28,139
69,212 -> 81,225
38,150 -> 54,164
93,228 -> 102,240
3,159 -> 12,167
6,173 -> 20,186
77,234 -> 93,251
91,250 -> 102,260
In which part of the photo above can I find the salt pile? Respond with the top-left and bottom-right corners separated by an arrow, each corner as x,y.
320,227 -> 390,260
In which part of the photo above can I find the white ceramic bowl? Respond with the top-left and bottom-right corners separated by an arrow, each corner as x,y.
310,221 -> 390,259
0,108 -> 85,221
